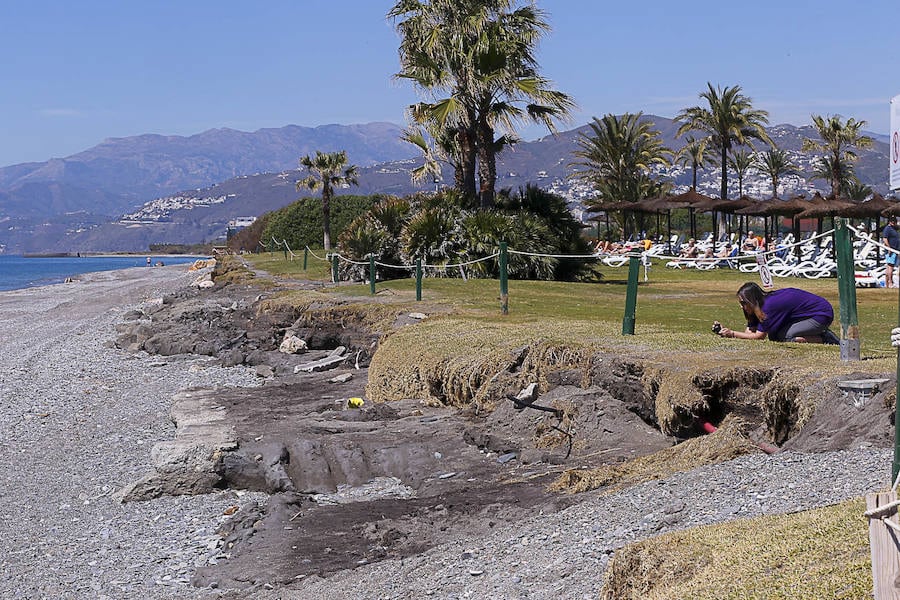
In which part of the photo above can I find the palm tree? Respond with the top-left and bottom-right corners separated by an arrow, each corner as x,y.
676,136 -> 712,190
676,83 -> 772,201
571,113 -> 671,239
843,180 -> 872,201
296,151 -> 359,251
802,114 -> 873,198
727,149 -> 755,199
389,0 -> 574,208
571,113 -> 672,205
755,148 -> 798,198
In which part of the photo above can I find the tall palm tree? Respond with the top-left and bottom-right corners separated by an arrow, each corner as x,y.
755,148 -> 798,198
389,0 -> 574,208
727,149 -> 755,199
676,136 -> 712,190
676,83 -> 772,201
296,151 -> 359,251
571,113 -> 671,237
571,113 -> 672,205
802,114 -> 873,198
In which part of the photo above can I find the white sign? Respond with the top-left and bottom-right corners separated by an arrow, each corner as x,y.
756,253 -> 773,289
892,94 -> 900,190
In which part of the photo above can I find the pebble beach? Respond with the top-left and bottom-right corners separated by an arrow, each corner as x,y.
0,264 -> 892,599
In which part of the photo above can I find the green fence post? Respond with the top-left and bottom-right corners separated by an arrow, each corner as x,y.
369,254 -> 376,295
416,258 -> 422,301
303,247 -> 308,271
499,242 -> 509,315
622,254 -> 640,335
331,254 -> 339,284
834,218 -> 860,361
283,246 -> 287,260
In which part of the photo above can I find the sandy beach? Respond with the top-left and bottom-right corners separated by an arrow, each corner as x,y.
0,264 -> 893,600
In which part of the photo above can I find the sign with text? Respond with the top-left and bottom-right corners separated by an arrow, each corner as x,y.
892,94 -> 900,190
757,253 -> 773,289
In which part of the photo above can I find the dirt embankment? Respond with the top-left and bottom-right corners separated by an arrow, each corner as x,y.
115,260 -> 897,591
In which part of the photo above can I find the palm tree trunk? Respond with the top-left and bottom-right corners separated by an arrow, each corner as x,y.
720,145 -> 728,201
322,189 -> 332,251
457,126 -> 477,202
476,120 -> 496,210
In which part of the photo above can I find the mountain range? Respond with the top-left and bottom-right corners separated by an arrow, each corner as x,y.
0,118 -> 892,253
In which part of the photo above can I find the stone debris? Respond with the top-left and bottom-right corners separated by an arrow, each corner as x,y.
279,334 -> 308,355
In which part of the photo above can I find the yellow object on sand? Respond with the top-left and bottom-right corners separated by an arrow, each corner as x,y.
348,397 -> 364,409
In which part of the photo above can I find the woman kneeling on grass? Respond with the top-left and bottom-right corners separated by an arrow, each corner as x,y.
716,282 -> 839,344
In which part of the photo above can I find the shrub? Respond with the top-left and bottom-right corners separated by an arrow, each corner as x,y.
262,194 -> 377,251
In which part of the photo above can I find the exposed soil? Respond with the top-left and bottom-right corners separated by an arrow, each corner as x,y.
116,268 -> 898,592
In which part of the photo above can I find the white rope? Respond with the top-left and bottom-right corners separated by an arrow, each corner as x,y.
849,224 -> 896,255
423,253 -> 501,269
508,249 -> 600,259
305,246 -> 328,261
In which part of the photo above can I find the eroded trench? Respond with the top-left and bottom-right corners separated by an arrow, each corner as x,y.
113,278 -> 888,589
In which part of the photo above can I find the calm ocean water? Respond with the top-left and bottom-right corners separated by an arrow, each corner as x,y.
0,255 -> 205,292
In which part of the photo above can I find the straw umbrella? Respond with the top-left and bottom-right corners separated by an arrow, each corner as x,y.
633,194 -> 697,254
666,187 -> 718,242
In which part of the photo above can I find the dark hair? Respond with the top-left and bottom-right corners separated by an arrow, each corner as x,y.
890,216 -> 898,224
737,281 -> 767,322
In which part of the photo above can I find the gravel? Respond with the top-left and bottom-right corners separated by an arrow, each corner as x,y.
0,264 -> 891,599
0,265 -> 265,600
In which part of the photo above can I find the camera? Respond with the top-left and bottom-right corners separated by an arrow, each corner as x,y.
711,321 -> 722,334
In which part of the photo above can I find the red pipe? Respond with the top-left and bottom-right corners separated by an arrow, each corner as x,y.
701,421 -> 779,454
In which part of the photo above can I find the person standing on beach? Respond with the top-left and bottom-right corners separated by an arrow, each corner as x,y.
146,256 -> 152,267
882,216 -> 899,288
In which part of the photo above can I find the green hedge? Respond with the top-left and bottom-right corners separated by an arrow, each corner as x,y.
262,195 -> 377,250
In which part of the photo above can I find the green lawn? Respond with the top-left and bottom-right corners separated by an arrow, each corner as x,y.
245,252 -> 899,358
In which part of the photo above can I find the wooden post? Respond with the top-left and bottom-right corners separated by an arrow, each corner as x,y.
331,254 -> 339,284
867,491 -> 900,599
369,254 -> 376,295
303,247 -> 308,270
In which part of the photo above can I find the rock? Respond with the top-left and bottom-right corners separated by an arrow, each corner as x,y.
279,334 -> 308,355
515,383 -> 539,405
116,389 -> 237,502
198,280 -> 215,289
219,349 -> 244,368
408,312 -> 427,320
329,373 -> 353,384
254,365 -> 274,378
498,452 -> 517,464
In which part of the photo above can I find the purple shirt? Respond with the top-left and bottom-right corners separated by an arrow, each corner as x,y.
748,288 -> 834,340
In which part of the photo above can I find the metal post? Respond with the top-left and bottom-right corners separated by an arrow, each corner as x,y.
499,242 -> 509,315
834,218 -> 860,361
303,247 -> 308,270
622,254 -> 640,335
369,254 -> 376,295
416,258 -> 422,301
331,254 -> 339,284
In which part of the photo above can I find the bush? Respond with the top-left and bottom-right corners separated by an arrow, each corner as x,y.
262,194 -> 378,251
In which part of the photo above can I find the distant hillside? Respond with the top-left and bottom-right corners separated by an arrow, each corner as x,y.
0,117 -> 892,253
0,122 -> 415,220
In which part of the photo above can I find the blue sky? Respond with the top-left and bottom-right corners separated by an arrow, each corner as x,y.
1,0 -> 897,167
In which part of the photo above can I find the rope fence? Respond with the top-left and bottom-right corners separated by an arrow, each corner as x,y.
261,222 -> 886,350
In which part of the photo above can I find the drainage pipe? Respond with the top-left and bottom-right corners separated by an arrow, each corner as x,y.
701,421 -> 779,455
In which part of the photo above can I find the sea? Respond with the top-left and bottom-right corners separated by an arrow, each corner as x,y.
0,255 -> 206,292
